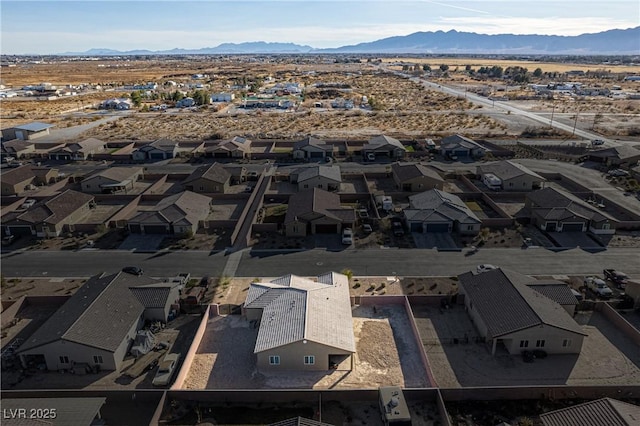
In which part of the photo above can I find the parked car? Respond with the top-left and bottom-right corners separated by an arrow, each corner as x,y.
584,276 -> 613,299
571,288 -> 584,301
122,266 -> 143,276
390,217 -> 404,237
2,235 -> 19,246
607,169 -> 629,177
476,264 -> 497,273
603,269 -> 628,289
591,139 -> 605,146
362,224 -> 373,234
152,353 -> 180,387
342,228 -> 353,245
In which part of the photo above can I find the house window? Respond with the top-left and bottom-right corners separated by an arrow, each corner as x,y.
508,182 -> 514,187
536,340 -> 546,348
93,355 -> 104,364
304,184 -> 309,189
269,355 -> 280,365
59,356 -> 70,364
519,340 -> 529,348
562,339 -> 572,348
602,223 -> 610,230
304,355 -> 315,365
466,225 -> 474,231
199,186 -> 204,191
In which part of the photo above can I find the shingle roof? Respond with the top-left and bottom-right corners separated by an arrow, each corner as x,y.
16,189 -> 93,225
392,162 -> 444,183
17,272 -> 159,353
590,145 -> 640,160
246,272 -> 355,354
129,191 -> 211,227
1,398 -> 105,426
129,286 -> 172,309
441,134 -> 486,151
1,165 -> 37,185
293,136 -> 332,151
14,122 -> 54,132
406,189 -> 480,224
477,160 -> 545,181
183,163 -> 231,185
284,188 -> 354,225
540,398 -> 640,426
296,165 -> 342,183
458,269 -> 586,339
364,135 -> 406,151
205,137 -> 251,154
84,167 -> 143,184
56,137 -> 106,154
527,281 -> 579,306
526,187 -> 616,223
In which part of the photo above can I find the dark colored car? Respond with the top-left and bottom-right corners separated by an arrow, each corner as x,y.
122,266 -> 143,276
2,235 -> 19,246
522,350 -> 535,363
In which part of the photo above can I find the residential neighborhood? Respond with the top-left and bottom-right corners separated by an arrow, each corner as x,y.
2,48 -> 640,425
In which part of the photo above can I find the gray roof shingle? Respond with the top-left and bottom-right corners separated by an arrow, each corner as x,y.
284,188 -> 354,225
527,281 -> 579,306
458,269 -> 586,339
527,187 -> 616,223
293,137 -> 332,151
477,160 -> 545,181
183,163 -> 231,185
392,162 -> 444,183
296,165 -> 342,183
406,189 -> 480,224
129,191 -> 211,227
364,135 -> 406,151
540,398 -> 640,426
16,190 -> 93,226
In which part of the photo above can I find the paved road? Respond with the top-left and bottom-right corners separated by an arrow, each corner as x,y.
2,247 -> 639,279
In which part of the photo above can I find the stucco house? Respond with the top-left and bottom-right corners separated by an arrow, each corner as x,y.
127,191 -> 211,235
588,145 -> 640,167
458,268 -> 587,356
362,135 -> 406,159
243,272 -> 355,371
403,189 -> 481,234
81,167 -> 143,194
292,137 -> 334,160
284,188 -> 355,237
182,163 -> 231,193
1,165 -> 59,196
540,398 -> 640,426
49,138 -> 107,161
525,187 -> 617,234
290,165 -> 342,191
1,139 -> 36,158
391,162 -> 444,192
204,136 -> 251,159
476,160 -> 546,191
441,134 -> 486,159
2,190 -> 94,237
16,272 -> 181,371
132,139 -> 178,161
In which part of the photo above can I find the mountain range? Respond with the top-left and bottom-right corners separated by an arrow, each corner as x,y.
60,27 -> 640,56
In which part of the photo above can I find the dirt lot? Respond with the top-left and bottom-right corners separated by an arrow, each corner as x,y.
182,304 -> 428,389
413,304 -> 640,388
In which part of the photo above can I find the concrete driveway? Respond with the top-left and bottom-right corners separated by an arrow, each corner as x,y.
547,232 -> 603,249
412,232 -> 459,250
118,234 -> 166,251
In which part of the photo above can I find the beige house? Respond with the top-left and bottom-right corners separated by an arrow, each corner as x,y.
363,135 -> 406,159
183,163 -> 231,193
81,167 -> 143,193
284,188 -> 355,237
292,136 -> 334,160
1,139 -> 36,158
2,122 -> 54,141
16,272 -> 181,371
458,268 -> 586,356
477,160 -> 545,191
127,191 -> 211,235
1,165 -> 59,195
392,162 -> 444,192
49,138 -> 107,161
2,190 -> 94,237
290,165 -> 342,191
204,136 -> 251,159
404,189 -> 481,234
243,272 -> 355,371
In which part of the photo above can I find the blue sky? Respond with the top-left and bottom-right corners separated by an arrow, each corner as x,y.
1,1 -> 639,54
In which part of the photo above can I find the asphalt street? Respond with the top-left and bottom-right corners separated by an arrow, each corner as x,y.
2,247 -> 639,279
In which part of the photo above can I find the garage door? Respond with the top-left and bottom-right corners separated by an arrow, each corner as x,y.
315,224 -> 337,234
129,224 -> 142,234
426,223 -> 450,233
150,153 -> 165,160
410,222 -> 423,232
7,226 -> 33,236
143,225 -> 169,234
310,151 -> 324,158
561,223 -> 584,232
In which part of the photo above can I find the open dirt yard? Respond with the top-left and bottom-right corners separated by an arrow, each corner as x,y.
182,304 -> 428,390
412,305 -> 640,388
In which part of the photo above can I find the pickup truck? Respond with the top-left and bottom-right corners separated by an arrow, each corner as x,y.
603,269 -> 628,289
584,277 -> 613,299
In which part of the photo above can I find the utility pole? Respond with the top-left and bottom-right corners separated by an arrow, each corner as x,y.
572,110 -> 579,136
549,103 -> 555,128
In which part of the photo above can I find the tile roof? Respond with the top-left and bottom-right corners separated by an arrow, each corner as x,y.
296,165 -> 342,183
284,188 -> 354,225
590,145 -> 640,160
2,139 -> 34,153
14,122 -> 54,132
183,163 -> 231,185
405,189 -> 480,224
1,397 -> 106,426
55,138 -> 106,154
16,190 -> 93,225
477,160 -> 545,181
246,272 -> 355,354
526,187 -> 616,223
458,268 -> 586,339
1,165 -> 37,185
364,135 -> 406,151
526,281 -> 579,306
129,286 -> 172,309
392,162 -> 444,183
540,398 -> 640,426
441,134 -> 486,151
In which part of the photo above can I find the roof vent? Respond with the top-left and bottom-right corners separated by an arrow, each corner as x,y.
389,396 -> 399,408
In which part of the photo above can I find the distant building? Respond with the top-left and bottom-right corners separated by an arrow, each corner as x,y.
1,122 -> 54,141
210,92 -> 234,102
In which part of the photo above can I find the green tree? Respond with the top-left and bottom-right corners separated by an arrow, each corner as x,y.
422,64 -> 431,72
130,91 -> 142,107
439,64 -> 449,72
533,67 -> 543,77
